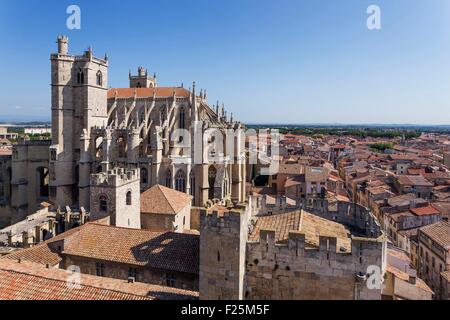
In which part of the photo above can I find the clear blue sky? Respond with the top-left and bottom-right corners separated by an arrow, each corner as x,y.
1,0 -> 450,124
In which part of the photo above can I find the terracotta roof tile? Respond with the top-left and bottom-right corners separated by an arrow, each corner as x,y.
108,87 -> 190,99
62,223 -> 199,274
420,221 -> 450,249
249,210 -> 351,251
4,223 -> 199,274
410,205 -> 440,216
0,259 -> 197,300
141,184 -> 192,215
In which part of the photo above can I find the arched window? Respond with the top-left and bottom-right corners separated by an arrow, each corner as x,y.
136,82 -> 141,88
179,107 -> 185,129
208,166 -> 217,200
116,136 -> 126,158
165,170 -> 172,188
77,69 -> 84,84
175,170 -> 186,193
99,195 -> 107,212
36,167 -> 49,198
126,191 -> 132,205
189,170 -> 195,198
96,71 -> 103,86
141,167 -> 148,184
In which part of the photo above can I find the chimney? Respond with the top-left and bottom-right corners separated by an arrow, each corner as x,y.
35,225 -> 42,244
22,231 -> 29,248
6,231 -> 12,246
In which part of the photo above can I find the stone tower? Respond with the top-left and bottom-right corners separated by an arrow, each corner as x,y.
199,209 -> 248,300
49,35 -> 109,209
129,67 -> 156,88
89,168 -> 141,229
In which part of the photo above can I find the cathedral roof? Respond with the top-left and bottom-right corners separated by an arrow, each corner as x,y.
141,184 -> 193,215
107,87 -> 190,99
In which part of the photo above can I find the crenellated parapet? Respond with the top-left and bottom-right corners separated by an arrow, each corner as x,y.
245,227 -> 385,300
301,198 -> 382,238
90,168 -> 139,188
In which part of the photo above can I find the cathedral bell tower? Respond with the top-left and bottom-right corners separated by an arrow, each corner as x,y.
49,35 -> 109,209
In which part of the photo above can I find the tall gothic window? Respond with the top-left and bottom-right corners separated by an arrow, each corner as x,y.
189,170 -> 195,199
116,136 -> 126,158
96,71 -> 103,86
179,107 -> 185,129
141,167 -> 148,184
208,166 -> 217,200
175,170 -> 186,193
99,195 -> 107,212
126,191 -> 132,205
77,69 -> 84,84
165,170 -> 172,188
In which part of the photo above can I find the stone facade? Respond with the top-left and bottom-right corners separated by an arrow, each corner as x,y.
141,204 -> 190,232
90,168 -> 140,229
63,255 -> 198,291
199,198 -> 386,300
9,141 -> 50,223
199,210 -> 249,300
245,231 -> 383,300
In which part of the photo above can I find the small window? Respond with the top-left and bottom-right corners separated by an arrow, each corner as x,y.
96,71 -> 103,86
128,267 -> 139,281
99,195 -> 107,212
165,273 -> 176,287
141,168 -> 148,184
126,191 -> 132,205
50,149 -> 57,161
77,69 -> 84,84
217,251 -> 221,262
96,263 -> 105,277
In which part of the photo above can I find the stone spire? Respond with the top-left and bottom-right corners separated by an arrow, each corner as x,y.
191,81 -> 198,122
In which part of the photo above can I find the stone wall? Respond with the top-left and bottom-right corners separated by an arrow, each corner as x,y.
90,168 -> 140,229
199,209 -> 248,300
63,255 -> 198,291
245,230 -> 384,300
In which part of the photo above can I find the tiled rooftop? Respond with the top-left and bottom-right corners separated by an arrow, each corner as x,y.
108,87 -> 190,99
249,210 -> 351,251
0,259 -> 197,300
420,221 -> 450,249
141,184 -> 192,215
4,223 -> 200,274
